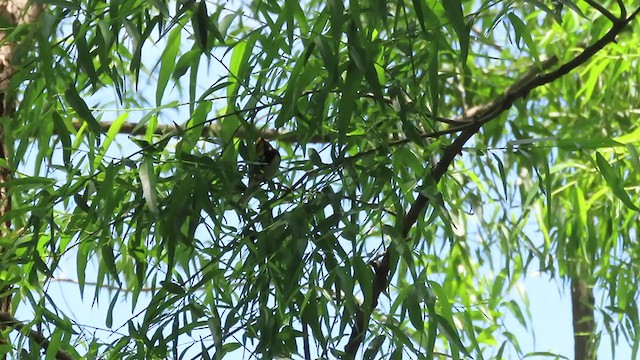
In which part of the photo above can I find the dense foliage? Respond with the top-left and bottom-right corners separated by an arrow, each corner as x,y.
1,0 -> 639,359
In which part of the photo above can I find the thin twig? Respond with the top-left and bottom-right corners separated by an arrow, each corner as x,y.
617,0 -> 627,19
51,278 -> 155,293
584,0 -> 619,23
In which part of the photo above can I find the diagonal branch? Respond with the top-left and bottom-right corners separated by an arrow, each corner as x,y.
0,312 -> 74,360
343,6 -> 640,357
584,0 -> 620,23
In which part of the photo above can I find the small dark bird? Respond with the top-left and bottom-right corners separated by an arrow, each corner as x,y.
240,138 -> 281,204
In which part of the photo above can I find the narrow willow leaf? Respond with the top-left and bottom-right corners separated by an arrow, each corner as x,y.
275,42 -> 313,127
346,21 -> 383,101
577,59 -> 610,102
208,306 -> 223,358
139,159 -> 160,215
557,0 -> 588,19
491,152 -> 508,199
156,27 -> 181,106
161,280 -> 186,295
94,112 -> 128,168
441,0 -> 469,63
363,335 -> 385,360
429,41 -> 440,117
45,329 -> 63,360
3,177 -> 55,189
72,20 -> 99,88
337,62 -> 363,146
101,243 -> 120,284
106,289 -> 121,328
181,100 -> 211,150
404,291 -> 425,331
435,313 -> 471,357
412,0 -> 428,34
426,304 -> 437,359
65,88 -> 100,133
558,137 -> 622,150
130,16 -> 161,86
626,144 -> 640,172
227,38 -> 253,101
218,13 -> 237,38
506,300 -> 527,328
594,152 -> 640,211
496,341 -> 507,359
490,270 -> 507,308
174,49 -> 201,80
507,13 -> 539,61
76,239 -> 90,298
52,113 -> 72,165
192,1 -> 209,51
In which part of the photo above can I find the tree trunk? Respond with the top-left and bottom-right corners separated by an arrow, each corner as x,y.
571,277 -> 596,360
0,0 -> 43,355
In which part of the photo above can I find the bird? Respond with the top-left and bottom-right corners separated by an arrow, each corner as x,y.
239,137 -> 281,204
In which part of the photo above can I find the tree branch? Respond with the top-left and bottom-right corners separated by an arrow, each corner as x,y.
584,0 -> 620,23
0,312 -> 74,360
343,6 -> 640,357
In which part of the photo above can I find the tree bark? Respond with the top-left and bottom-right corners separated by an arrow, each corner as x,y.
0,0 -> 43,355
571,277 -> 596,360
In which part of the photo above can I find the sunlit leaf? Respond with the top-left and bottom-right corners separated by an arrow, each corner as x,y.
594,152 -> 640,211
139,158 -> 160,215
156,26 -> 181,106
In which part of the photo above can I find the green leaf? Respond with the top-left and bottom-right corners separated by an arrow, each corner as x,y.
192,1 -> 209,51
180,101 -> 211,151
412,0 -> 428,35
337,62 -> 363,146
363,335 -> 385,360
227,39 -> 250,101
404,289 -> 425,331
65,88 -> 101,133
156,26 -> 181,106
346,21 -> 383,101
558,137 -> 622,150
161,280 -> 186,295
506,300 -> 527,329
52,112 -> 72,165
174,49 -> 201,80
507,13 -> 539,61
106,289 -> 121,328
434,313 -> 471,357
491,152 -> 508,199
45,328 -> 63,360
594,152 -> 640,211
441,0 -> 469,63
139,158 -> 160,215
72,20 -> 99,89
100,242 -> 120,284
2,177 -> 55,190
626,144 -> 640,172
275,41 -> 316,128
94,112 -> 128,168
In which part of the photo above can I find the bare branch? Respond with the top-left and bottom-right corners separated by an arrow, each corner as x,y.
51,278 -> 154,293
0,312 -> 75,360
617,0 -> 627,19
